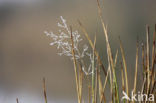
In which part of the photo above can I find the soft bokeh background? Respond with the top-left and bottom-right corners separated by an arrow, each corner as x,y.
0,0 -> 156,103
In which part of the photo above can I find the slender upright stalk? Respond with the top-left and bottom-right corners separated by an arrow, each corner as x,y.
92,60 -> 95,103
121,62 -> 126,103
70,26 -> 81,103
119,38 -> 129,103
92,36 -> 96,103
96,0 -> 120,102
43,78 -> 48,103
146,25 -> 150,94
132,40 -> 139,103
151,24 -> 156,89
78,20 -> 107,76
16,98 -> 19,103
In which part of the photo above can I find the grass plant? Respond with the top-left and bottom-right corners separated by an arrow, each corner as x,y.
16,0 -> 156,103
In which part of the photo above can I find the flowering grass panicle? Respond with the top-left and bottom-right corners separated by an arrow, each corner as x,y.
44,16 -> 96,75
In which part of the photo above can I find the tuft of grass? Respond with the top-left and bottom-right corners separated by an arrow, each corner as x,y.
16,1 -> 156,103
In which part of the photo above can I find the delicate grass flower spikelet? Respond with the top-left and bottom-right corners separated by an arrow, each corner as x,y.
44,16 -> 96,75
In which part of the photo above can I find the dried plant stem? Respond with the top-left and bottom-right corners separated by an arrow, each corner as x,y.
86,74 -> 91,103
88,84 -> 91,103
79,64 -> 83,102
132,40 -> 139,103
91,35 -> 96,103
121,62 -> 125,91
151,24 -> 156,88
95,66 -> 98,103
146,25 -> 150,95
114,50 -> 118,67
142,43 -> 146,79
96,0 -> 119,102
16,98 -> 19,103
151,80 -> 156,94
43,78 -> 48,103
98,69 -> 104,103
78,20 -> 107,76
140,77 -> 146,103
119,38 -> 129,103
121,62 -> 125,103
70,26 -> 81,103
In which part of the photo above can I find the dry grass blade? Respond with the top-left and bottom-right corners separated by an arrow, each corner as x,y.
98,69 -> 106,103
119,37 -> 129,101
146,25 -> 150,94
142,43 -> 146,78
16,98 -> 19,103
141,43 -> 148,95
133,39 -> 139,93
109,50 -> 119,103
98,69 -> 103,103
100,50 -> 118,103
43,78 -> 48,103
132,40 -> 139,103
96,0 -> 109,47
120,61 -> 125,92
91,34 -> 96,103
88,85 -> 91,103
140,77 -> 146,103
79,64 -> 83,102
151,24 -> 156,87
95,67 -> 98,103
113,50 -> 119,103
96,0 -> 119,102
101,66 -> 110,103
151,80 -> 156,94
70,26 -> 81,103
78,20 -> 107,76
114,50 -> 118,67
86,75 -> 91,103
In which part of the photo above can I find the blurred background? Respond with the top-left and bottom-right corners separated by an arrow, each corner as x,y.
0,0 -> 156,103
